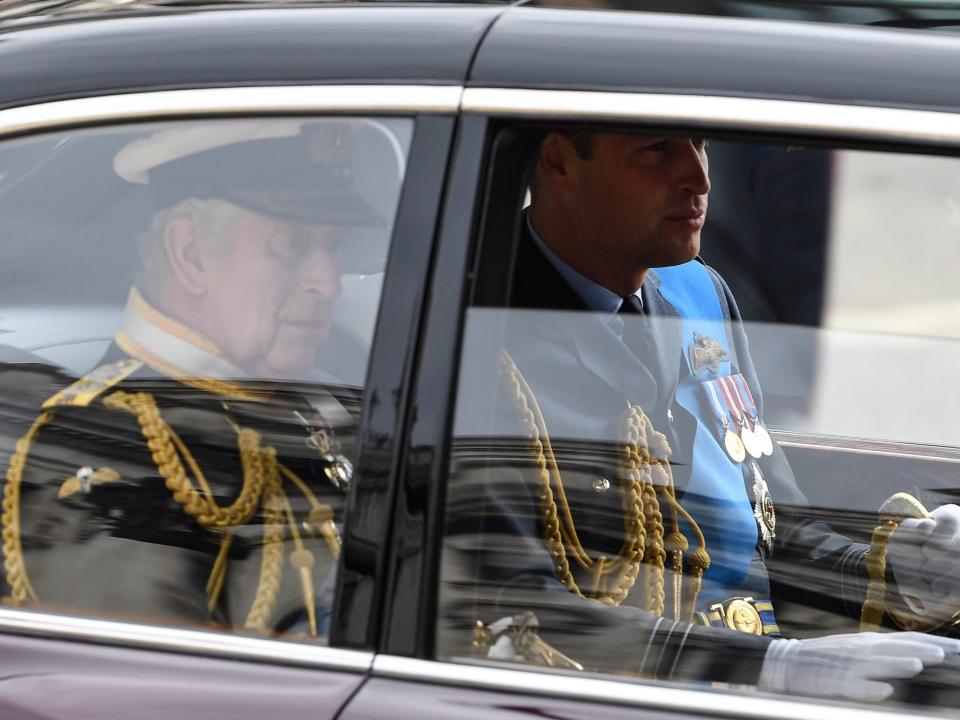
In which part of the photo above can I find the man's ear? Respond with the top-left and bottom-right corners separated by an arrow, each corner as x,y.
163,215 -> 209,297
537,132 -> 580,192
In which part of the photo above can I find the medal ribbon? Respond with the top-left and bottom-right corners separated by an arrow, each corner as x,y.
733,374 -> 760,421
717,375 -> 748,430
705,380 -> 731,432
723,375 -> 755,430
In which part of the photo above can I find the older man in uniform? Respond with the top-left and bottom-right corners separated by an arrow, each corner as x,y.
454,131 -> 960,702
0,121 -> 369,637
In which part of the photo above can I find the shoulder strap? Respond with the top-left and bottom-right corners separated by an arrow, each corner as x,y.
41,358 -> 143,409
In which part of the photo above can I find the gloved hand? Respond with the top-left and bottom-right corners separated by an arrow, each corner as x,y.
758,632 -> 960,702
888,504 -> 960,619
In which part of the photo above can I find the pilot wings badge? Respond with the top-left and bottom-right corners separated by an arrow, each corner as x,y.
689,332 -> 729,375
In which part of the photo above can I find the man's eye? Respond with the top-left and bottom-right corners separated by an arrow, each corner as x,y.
644,141 -> 667,151
268,233 -> 306,262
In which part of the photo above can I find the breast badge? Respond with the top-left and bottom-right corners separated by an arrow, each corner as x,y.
689,332 -> 729,375
293,410 -> 353,492
750,462 -> 776,554
58,466 -> 122,499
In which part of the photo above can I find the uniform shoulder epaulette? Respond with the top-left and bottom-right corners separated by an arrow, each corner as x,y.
41,358 -> 144,409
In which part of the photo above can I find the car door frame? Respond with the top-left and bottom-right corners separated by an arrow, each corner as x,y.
374,19 -> 960,720
0,82 -> 460,717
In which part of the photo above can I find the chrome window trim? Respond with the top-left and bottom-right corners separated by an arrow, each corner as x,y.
462,88 -> 960,145
0,85 -> 462,138
772,429 -> 960,465
0,607 -> 373,671
373,655 -> 938,720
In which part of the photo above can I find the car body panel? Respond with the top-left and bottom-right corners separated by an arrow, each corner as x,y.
471,8 -> 960,113
0,5 -> 500,108
0,629 -> 368,720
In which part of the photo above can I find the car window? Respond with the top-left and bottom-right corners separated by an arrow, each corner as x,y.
0,116 -> 413,643
436,126 -> 960,714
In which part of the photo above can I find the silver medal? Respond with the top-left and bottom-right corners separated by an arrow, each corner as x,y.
751,462 -> 776,554
740,421 -> 763,459
753,420 -> 774,456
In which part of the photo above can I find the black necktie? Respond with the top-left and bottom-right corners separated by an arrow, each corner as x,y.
619,293 -> 656,368
618,294 -> 645,316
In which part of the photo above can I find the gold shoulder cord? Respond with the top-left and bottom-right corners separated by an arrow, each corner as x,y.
2,390 -> 340,638
498,350 -> 709,620
2,411 -> 54,603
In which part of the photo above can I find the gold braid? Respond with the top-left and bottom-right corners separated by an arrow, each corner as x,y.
861,492 -> 930,632
243,446 -> 286,633
2,411 -> 53,602
499,351 -> 709,616
3,390 -> 337,637
102,391 -> 263,527
621,403 -> 664,613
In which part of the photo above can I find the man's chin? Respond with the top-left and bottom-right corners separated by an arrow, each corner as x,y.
653,235 -> 701,268
248,349 -> 322,381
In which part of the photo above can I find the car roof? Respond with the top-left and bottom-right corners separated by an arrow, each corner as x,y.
0,0 -> 959,114
0,4 -> 503,108
473,6 -> 960,113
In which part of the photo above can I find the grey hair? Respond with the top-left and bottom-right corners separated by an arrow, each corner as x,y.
136,198 -> 245,302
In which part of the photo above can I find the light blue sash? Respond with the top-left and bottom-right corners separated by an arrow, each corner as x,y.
652,261 -> 758,603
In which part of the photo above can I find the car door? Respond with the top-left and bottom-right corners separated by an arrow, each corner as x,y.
347,5 -> 960,719
0,5 -> 483,712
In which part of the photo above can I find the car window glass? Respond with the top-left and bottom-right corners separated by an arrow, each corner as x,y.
437,129 -> 960,714
0,116 -> 413,643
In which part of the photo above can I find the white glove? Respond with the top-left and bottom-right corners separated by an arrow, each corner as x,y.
888,504 -> 960,618
758,632 -> 960,702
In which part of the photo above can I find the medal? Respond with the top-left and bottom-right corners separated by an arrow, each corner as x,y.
755,425 -> 773,457
740,423 -> 763,459
294,410 -> 353,492
750,462 -> 776,554
724,430 -> 747,463
706,380 -> 745,463
720,376 -> 762,459
734,375 -> 774,457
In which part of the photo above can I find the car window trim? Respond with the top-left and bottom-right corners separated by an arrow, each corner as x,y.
773,429 -> 960,464
392,90 -> 960,717
0,85 -> 462,136
0,607 -> 373,671
372,654 -> 937,720
0,90 -> 450,660
461,88 -> 960,146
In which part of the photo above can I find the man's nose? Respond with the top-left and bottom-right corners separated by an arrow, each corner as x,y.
298,246 -> 342,299
678,140 -> 710,196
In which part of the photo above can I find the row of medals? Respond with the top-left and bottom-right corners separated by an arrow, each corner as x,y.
716,395 -> 777,552
723,413 -> 773,464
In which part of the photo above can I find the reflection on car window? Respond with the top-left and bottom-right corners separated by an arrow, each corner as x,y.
437,129 -> 960,713
0,116 -> 412,641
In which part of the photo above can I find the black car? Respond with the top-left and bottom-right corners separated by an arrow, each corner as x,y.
0,0 -> 959,717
